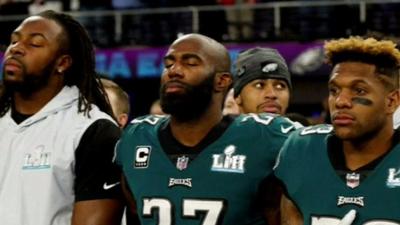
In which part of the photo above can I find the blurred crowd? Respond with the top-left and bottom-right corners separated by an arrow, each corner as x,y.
1,0 -> 400,47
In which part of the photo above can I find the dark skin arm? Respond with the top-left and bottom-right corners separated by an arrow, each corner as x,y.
265,206 -> 280,225
121,175 -> 141,225
71,121 -> 126,225
72,199 -> 124,225
262,175 -> 283,225
280,194 -> 303,225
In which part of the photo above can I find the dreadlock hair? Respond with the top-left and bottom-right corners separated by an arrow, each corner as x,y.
40,10 -> 115,117
324,36 -> 400,91
0,10 -> 114,118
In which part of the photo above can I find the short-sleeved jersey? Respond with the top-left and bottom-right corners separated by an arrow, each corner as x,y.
116,113 -> 298,225
275,124 -> 400,225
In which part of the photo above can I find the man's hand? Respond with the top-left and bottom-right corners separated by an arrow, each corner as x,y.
338,209 -> 356,225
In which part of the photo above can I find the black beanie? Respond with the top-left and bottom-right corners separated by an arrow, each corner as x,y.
233,47 -> 292,97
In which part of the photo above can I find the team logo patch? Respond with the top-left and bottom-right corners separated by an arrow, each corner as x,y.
262,63 -> 278,73
387,168 -> 400,188
337,196 -> 364,207
211,145 -> 246,173
134,146 -> 151,168
346,172 -> 360,188
168,178 -> 192,188
176,156 -> 189,171
22,145 -> 51,170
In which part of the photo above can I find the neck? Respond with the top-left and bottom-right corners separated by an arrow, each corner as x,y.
13,78 -> 64,115
343,123 -> 394,170
170,103 -> 223,147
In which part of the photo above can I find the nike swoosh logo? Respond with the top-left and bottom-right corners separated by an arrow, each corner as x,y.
281,125 -> 294,134
103,182 -> 120,190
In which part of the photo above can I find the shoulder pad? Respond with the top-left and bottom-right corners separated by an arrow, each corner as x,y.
125,114 -> 168,133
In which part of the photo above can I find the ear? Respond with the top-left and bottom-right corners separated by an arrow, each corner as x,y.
235,94 -> 242,106
386,89 -> 400,114
55,54 -> 72,74
214,72 -> 232,93
117,113 -> 129,128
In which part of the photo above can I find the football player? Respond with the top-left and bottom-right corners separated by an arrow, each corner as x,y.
274,36 -> 400,225
115,33 -> 300,225
233,47 -> 291,115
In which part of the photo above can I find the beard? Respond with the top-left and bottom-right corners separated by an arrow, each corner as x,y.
3,57 -> 56,96
160,74 -> 215,122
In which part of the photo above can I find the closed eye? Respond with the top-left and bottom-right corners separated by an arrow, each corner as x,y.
186,63 -> 198,67
30,44 -> 42,48
164,59 -> 174,68
185,58 -> 200,67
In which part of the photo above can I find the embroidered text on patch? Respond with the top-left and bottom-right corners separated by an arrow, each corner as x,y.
168,178 -> 192,188
211,145 -> 246,173
337,196 -> 364,207
134,146 -> 151,168
387,168 -> 400,188
22,145 -> 51,170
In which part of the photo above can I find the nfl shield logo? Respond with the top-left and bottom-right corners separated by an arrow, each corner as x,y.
176,156 -> 189,171
346,172 -> 360,188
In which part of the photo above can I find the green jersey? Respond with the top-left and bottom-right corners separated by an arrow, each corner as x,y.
275,125 -> 400,225
116,113 -> 298,225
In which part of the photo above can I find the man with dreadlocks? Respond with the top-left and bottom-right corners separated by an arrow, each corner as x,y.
0,10 -> 124,225
273,36 -> 400,225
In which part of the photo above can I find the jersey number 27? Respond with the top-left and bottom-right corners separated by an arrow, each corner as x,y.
143,198 -> 225,225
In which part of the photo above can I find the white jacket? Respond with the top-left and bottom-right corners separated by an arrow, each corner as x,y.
0,86 -> 114,225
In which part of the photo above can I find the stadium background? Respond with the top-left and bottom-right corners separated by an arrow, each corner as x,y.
0,0 -> 399,120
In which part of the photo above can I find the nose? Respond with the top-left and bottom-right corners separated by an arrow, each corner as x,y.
7,42 -> 25,56
263,84 -> 277,99
165,62 -> 184,79
334,90 -> 352,109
